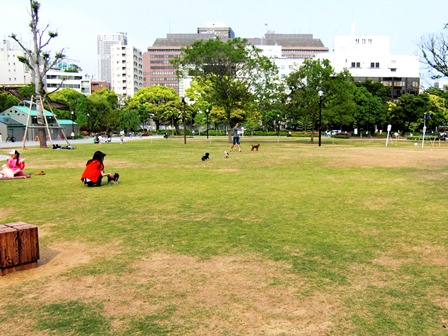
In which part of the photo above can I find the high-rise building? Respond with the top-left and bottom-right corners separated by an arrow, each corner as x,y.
0,39 -> 32,85
97,32 -> 128,84
110,44 -> 144,98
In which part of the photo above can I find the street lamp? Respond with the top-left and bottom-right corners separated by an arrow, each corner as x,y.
205,108 -> 210,139
86,113 -> 90,134
70,111 -> 75,139
277,113 -> 280,135
181,96 -> 189,144
318,90 -> 324,147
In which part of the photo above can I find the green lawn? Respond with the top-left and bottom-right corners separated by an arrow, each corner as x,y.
1,136 -> 447,335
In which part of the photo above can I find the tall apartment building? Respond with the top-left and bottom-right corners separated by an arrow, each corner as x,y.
110,44 -> 144,98
316,34 -> 420,98
0,39 -> 32,85
97,32 -> 128,84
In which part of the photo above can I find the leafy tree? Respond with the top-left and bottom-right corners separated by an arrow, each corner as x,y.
419,23 -> 448,79
10,0 -> 65,148
356,79 -> 391,104
17,84 -> 35,100
0,92 -> 20,111
126,86 -> 179,131
87,89 -> 119,132
389,93 -> 431,134
286,59 -> 355,141
352,86 -> 387,135
172,37 -> 278,141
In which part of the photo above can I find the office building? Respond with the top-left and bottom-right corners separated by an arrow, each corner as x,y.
97,32 -> 128,84
317,34 -> 420,98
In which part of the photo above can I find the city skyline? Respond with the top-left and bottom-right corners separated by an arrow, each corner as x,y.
1,0 -> 447,83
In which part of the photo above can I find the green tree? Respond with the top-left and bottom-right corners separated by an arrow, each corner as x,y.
389,93 -> 431,134
352,86 -> 387,135
0,92 -> 20,111
286,59 -> 355,142
172,37 -> 278,141
10,0 -> 65,148
126,86 -> 179,131
17,84 -> 35,100
87,89 -> 119,132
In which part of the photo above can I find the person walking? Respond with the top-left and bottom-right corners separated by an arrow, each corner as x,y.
230,123 -> 241,152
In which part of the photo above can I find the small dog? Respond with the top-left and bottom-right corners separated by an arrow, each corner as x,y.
224,151 -> 229,158
107,173 -> 119,185
201,153 -> 210,161
251,144 -> 260,151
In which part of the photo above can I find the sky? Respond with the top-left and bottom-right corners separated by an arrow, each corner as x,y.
1,0 -> 447,84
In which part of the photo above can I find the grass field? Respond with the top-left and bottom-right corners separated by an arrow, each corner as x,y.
1,136 -> 447,335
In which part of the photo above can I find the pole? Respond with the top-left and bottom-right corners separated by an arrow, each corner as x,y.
206,109 -> 209,139
318,91 -> 323,147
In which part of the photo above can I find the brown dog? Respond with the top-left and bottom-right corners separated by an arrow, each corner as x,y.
251,144 -> 260,151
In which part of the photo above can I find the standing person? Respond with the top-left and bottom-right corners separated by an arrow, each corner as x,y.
6,149 -> 29,177
0,132 -> 2,143
119,129 -> 125,144
230,123 -> 241,152
81,151 -> 115,187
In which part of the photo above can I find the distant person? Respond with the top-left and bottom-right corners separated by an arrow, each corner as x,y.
119,130 -> 125,144
230,123 -> 241,152
6,149 -> 29,177
0,132 -> 2,143
81,151 -> 115,187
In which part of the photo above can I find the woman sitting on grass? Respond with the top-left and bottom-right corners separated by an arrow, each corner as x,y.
81,151 -> 115,187
7,149 -> 30,178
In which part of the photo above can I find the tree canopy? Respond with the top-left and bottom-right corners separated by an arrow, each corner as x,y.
172,37 -> 278,140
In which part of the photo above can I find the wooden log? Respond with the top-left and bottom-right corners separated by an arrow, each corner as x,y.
0,222 -> 39,276
0,225 -> 20,268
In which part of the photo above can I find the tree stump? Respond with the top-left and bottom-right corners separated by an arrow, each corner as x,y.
0,222 -> 39,276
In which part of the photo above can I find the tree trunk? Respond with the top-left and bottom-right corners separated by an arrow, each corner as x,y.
32,5 -> 47,148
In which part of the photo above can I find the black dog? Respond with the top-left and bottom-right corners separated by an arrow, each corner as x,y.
201,153 -> 210,161
107,173 -> 119,185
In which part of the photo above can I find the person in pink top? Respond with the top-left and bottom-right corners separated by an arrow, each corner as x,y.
7,150 -> 29,177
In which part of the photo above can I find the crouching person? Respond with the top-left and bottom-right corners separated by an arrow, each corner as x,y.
81,151 -> 116,187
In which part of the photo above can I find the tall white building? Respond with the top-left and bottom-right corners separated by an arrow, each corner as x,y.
97,32 -> 127,84
316,34 -> 420,98
110,44 -> 144,98
0,39 -> 32,85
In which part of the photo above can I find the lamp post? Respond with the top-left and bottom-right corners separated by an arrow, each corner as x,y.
205,108 -> 210,139
181,96 -> 189,144
70,111 -> 75,139
318,90 -> 323,147
277,113 -> 280,134
86,113 -> 90,134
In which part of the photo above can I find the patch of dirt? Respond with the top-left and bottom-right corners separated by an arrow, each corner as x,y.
0,241 -> 111,288
1,250 -> 344,335
316,147 -> 448,169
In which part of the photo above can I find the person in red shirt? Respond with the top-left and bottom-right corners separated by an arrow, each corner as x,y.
81,151 -> 114,187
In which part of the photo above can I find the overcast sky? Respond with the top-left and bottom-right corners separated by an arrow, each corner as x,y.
1,0 -> 447,82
